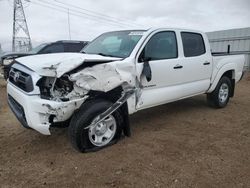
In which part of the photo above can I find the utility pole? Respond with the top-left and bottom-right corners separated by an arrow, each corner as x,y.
67,8 -> 71,40
12,0 -> 32,52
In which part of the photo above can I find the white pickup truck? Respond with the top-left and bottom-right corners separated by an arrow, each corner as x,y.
7,28 -> 245,152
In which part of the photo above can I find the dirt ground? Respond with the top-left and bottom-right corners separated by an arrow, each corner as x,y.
0,74 -> 250,188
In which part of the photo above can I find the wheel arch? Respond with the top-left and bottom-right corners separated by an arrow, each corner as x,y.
85,86 -> 131,137
208,63 -> 236,95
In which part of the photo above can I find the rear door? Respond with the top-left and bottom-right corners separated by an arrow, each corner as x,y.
179,32 -> 212,96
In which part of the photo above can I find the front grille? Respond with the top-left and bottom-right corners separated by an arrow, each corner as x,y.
9,68 -> 34,92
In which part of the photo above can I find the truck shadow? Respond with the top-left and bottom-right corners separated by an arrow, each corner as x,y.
129,95 -> 210,132
28,95 -> 208,153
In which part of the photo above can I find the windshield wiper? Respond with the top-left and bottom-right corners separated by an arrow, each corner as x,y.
97,53 -> 122,58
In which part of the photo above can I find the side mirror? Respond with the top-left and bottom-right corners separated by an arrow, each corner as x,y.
138,52 -> 145,63
138,53 -> 152,63
139,49 -> 152,82
141,59 -> 152,82
138,51 -> 151,63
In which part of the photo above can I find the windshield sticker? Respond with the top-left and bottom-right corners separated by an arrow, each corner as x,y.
129,32 -> 144,36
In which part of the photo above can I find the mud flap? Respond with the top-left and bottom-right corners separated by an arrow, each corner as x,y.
122,106 -> 131,137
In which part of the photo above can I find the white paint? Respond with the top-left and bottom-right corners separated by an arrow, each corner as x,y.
207,55 -> 245,93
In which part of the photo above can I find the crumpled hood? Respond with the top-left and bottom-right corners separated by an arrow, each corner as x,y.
15,53 -> 122,77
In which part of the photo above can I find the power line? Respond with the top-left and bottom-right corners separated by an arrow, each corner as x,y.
5,0 -> 141,27
8,0 -> 142,28
53,0 -> 142,27
34,0 -> 133,28
48,0 -> 138,27
29,1 -> 125,28
43,0 -> 139,27
67,8 -> 71,40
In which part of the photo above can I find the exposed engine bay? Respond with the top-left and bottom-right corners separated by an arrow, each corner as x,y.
37,61 -> 141,103
38,75 -> 76,102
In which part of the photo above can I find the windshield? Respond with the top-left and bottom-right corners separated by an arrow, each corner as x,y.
29,43 -> 48,53
82,30 -> 145,58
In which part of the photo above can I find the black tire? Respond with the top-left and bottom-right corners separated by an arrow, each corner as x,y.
207,76 -> 232,108
68,99 -> 123,153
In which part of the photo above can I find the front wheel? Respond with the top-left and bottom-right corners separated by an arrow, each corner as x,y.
207,76 -> 232,108
68,99 -> 123,152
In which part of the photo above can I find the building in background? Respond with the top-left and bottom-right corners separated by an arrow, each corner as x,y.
207,27 -> 250,70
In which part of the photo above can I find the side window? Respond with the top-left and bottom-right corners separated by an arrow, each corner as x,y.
181,32 -> 206,57
64,43 -> 84,52
40,43 -> 64,54
143,31 -> 178,61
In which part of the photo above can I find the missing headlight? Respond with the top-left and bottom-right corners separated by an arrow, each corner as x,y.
37,75 -> 74,101
37,77 -> 55,100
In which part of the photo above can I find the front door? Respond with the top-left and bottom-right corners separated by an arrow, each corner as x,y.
136,31 -> 184,110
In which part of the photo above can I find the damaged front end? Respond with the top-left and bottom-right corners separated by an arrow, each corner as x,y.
37,61 -> 137,101
7,51 -> 142,136
30,60 -> 138,135
37,75 -> 88,102
7,78 -> 88,135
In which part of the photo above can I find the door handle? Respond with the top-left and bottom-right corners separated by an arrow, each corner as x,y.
203,61 -> 211,65
174,65 -> 183,69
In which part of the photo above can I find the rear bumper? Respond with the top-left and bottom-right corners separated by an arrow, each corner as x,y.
7,83 -> 87,135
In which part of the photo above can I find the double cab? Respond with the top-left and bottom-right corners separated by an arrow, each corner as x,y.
7,28 -> 245,152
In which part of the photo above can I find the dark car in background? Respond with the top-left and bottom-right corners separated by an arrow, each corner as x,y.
1,40 -> 88,79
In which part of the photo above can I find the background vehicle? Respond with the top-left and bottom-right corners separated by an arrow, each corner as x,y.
1,40 -> 88,79
7,28 -> 245,152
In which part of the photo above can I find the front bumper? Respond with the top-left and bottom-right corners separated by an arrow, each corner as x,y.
3,65 -> 11,80
7,82 -> 87,135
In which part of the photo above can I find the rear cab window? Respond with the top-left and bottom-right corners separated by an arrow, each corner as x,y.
181,32 -> 206,57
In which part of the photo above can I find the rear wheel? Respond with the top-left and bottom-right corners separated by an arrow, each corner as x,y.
207,76 -> 232,108
68,99 -> 123,152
